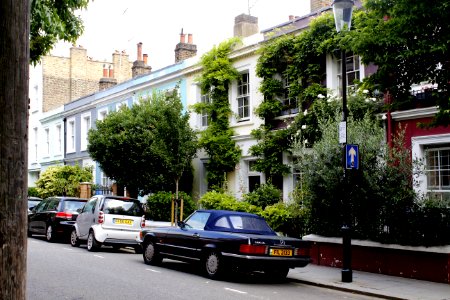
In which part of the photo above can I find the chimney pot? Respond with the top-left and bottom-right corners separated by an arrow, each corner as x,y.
137,42 -> 143,61
103,64 -> 108,77
180,33 -> 186,43
289,15 -> 295,20
143,54 -> 148,65
188,34 -> 193,44
109,65 -> 114,78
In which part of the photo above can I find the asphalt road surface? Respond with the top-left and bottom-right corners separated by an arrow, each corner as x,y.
27,236 -> 375,300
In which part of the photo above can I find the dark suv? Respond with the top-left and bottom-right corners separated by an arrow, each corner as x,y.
28,196 -> 88,242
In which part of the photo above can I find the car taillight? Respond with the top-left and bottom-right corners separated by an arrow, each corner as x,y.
140,215 -> 146,228
239,244 -> 268,255
294,247 -> 310,256
56,212 -> 73,220
98,211 -> 104,224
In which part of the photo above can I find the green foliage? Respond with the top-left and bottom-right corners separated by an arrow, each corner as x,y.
145,191 -> 196,222
191,38 -> 242,189
30,0 -> 89,64
243,183 -> 282,209
88,88 -> 197,197
199,191 -> 261,214
35,165 -> 93,199
347,0 -> 450,126
27,187 -> 40,198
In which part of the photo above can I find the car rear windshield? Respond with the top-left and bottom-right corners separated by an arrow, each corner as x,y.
62,200 -> 86,213
102,198 -> 144,216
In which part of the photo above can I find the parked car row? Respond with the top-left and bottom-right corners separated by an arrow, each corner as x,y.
28,195 -> 312,281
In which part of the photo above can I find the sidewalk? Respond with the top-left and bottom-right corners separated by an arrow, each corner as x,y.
289,264 -> 450,300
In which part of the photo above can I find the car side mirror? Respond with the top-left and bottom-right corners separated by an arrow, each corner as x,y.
177,221 -> 185,228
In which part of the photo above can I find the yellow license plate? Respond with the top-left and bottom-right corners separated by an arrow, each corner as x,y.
114,219 -> 133,225
270,248 -> 293,256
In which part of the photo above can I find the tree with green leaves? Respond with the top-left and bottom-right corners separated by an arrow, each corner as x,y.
30,0 -> 89,64
347,0 -> 450,126
88,88 -> 198,198
2,0 -> 89,297
35,165 -> 93,198
190,38 -> 242,190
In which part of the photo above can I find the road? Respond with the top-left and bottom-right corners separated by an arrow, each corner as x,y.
27,236 -> 374,300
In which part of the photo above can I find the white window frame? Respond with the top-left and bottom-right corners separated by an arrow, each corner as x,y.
278,75 -> 299,117
55,123 -> 62,155
337,53 -> 361,96
33,127 -> 38,162
412,133 -> 450,197
237,72 -> 250,121
97,107 -> 108,121
80,112 -> 91,151
44,127 -> 50,157
66,117 -> 76,153
200,92 -> 211,127
115,100 -> 128,111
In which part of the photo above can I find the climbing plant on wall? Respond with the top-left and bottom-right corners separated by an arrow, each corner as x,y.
190,37 -> 242,190
250,13 -> 338,183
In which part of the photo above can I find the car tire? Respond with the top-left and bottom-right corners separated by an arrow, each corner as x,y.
143,240 -> 162,265
87,230 -> 101,252
70,229 -> 80,247
134,245 -> 143,254
46,225 -> 55,242
203,251 -> 224,280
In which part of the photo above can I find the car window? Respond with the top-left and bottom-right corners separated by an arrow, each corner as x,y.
213,216 -> 231,229
45,198 -> 60,211
82,198 -> 97,213
102,198 -> 144,216
229,215 -> 273,233
62,200 -> 86,213
33,200 -> 47,213
28,200 -> 41,209
185,212 -> 210,230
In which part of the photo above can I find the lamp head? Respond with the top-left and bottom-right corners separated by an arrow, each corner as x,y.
332,0 -> 355,32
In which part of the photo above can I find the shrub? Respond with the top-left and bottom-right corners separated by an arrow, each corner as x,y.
28,187 -> 40,197
35,165 -> 93,198
146,191 -> 196,222
199,191 -> 261,214
243,183 -> 282,209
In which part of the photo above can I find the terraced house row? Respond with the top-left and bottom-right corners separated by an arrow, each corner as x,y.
28,0 -> 450,202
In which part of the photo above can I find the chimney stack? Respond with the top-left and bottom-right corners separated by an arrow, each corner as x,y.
175,29 -> 197,63
310,0 -> 332,13
132,42 -> 152,77
99,64 -> 117,90
233,14 -> 259,38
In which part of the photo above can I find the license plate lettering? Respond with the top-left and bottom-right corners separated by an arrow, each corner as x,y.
270,248 -> 292,256
113,219 -> 133,225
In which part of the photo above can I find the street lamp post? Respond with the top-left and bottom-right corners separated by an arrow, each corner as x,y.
332,0 -> 354,283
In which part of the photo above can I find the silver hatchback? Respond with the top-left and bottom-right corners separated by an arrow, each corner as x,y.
71,195 -> 145,253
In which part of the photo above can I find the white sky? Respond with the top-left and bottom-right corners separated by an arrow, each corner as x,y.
52,0 -> 311,70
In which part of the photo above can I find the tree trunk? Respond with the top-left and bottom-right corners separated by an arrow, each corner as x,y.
0,1 -> 30,299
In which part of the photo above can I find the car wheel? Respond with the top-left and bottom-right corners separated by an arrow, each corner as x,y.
204,251 -> 224,280
87,231 -> 101,252
46,225 -> 55,242
134,245 -> 143,254
265,267 -> 290,281
70,229 -> 80,247
143,240 -> 162,265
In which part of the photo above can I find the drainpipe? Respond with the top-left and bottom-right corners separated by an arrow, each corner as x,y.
63,117 -> 67,165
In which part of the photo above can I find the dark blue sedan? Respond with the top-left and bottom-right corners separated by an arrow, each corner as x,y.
139,209 -> 311,280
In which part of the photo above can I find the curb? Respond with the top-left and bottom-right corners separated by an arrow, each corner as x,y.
289,277 -> 408,300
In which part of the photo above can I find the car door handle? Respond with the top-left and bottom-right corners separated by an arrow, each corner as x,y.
192,233 -> 200,238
